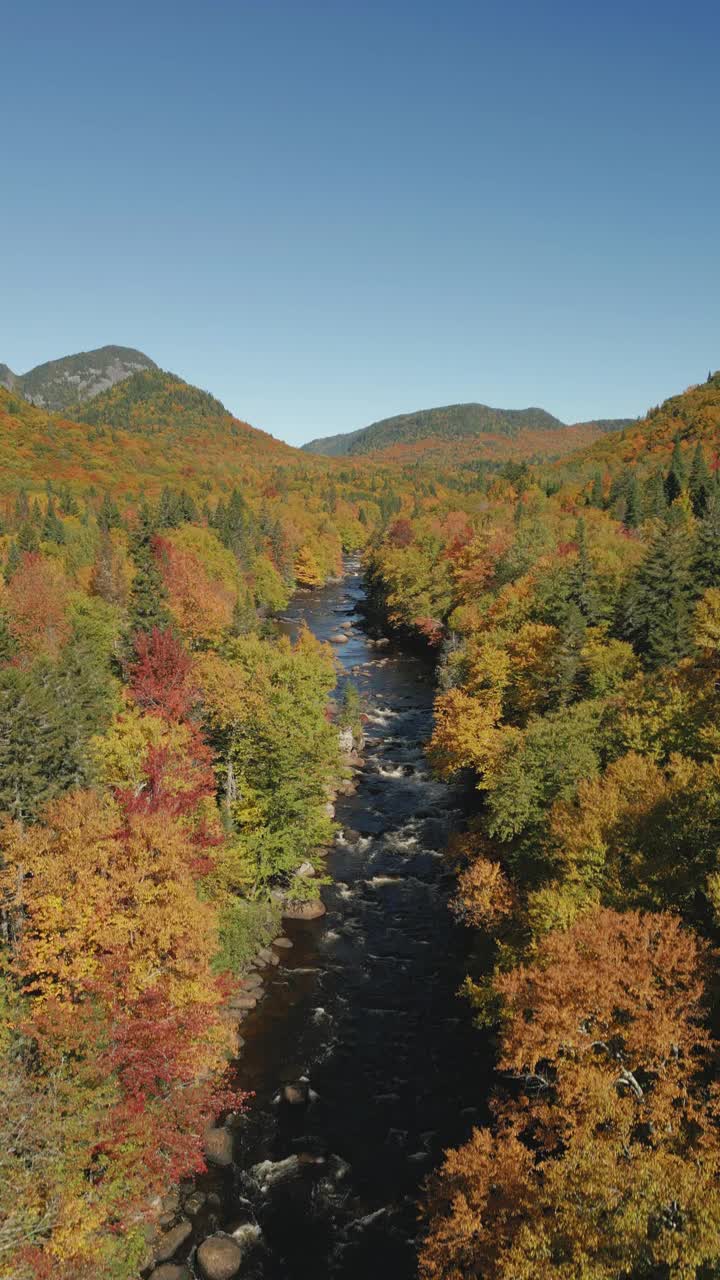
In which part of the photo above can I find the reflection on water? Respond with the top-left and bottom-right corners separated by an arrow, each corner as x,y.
189,561 -> 490,1280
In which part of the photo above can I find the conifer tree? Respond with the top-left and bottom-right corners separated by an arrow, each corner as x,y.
126,508 -> 171,639
642,469 -> 668,520
693,495 -> 720,590
568,518 -> 600,624
664,435 -> 687,505
17,521 -> 39,554
3,540 -> 20,584
624,474 -> 642,528
621,508 -> 696,667
98,492 -> 121,532
689,442 -> 712,516
42,496 -> 65,544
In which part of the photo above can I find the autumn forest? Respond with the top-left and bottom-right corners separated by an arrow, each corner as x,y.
2,357 -> 720,1280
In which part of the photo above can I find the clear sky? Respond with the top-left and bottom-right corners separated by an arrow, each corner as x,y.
2,0 -> 719,445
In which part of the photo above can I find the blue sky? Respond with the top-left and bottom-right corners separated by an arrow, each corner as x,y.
2,0 -> 719,445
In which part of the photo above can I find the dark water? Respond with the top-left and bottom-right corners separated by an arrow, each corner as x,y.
189,562 -> 489,1279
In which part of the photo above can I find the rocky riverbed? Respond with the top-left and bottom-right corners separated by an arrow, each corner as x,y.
142,560 -> 489,1280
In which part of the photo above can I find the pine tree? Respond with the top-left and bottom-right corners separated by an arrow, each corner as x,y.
17,521 -> 39,554
14,489 -> 30,524
126,509 -> 171,639
568,518 -> 600,624
621,508 -> 696,668
664,435 -> 687,505
693,496 -> 720,590
98,492 -> 121,532
42,496 -> 65,545
3,540 -> 21,584
552,602 -> 587,706
642,470 -> 668,521
0,610 -> 18,665
624,474 -> 642,529
689,442 -> 712,517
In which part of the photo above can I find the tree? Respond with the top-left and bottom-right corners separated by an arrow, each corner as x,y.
621,509 -> 696,667
693,495 -> 720,589
689,442 -> 712,516
126,516 -> 170,639
421,910 -> 720,1280
664,434 -> 687,505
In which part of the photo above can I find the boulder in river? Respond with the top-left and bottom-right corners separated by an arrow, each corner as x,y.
279,1079 -> 310,1106
272,935 -> 293,948
203,1125 -> 234,1167
196,1234 -> 245,1280
330,632 -> 349,644
150,1265 -> 192,1280
282,899 -> 326,920
153,1218 -> 192,1263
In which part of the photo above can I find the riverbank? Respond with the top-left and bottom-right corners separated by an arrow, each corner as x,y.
139,561 -> 487,1280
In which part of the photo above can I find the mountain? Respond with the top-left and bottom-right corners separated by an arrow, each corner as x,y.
0,345 -> 157,411
302,402 -> 633,458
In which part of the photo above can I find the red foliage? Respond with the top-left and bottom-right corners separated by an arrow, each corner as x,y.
129,626 -> 197,721
388,517 -> 414,547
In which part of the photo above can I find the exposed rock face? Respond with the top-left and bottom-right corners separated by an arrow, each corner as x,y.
153,1218 -> 192,1262
0,345 -> 157,410
196,1234 -> 245,1280
203,1125 -> 234,1167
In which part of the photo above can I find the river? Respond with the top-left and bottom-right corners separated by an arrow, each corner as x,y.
185,561 -> 489,1279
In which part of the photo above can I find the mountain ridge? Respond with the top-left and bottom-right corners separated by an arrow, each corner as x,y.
302,401 -> 634,457
0,344 -> 157,411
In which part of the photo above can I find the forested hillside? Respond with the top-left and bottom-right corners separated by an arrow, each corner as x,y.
363,368 -> 720,1278
0,370 -> 402,1278
303,400 -> 633,459
3,358 -> 720,1279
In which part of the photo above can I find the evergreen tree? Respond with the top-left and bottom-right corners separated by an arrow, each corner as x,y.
231,588 -> 258,636
568,518 -> 600,624
621,509 -> 696,668
552,602 -> 587,706
42,496 -> 65,544
693,496 -> 720,590
14,489 -> 30,524
157,486 -> 182,528
624,474 -> 642,529
126,508 -> 171,639
98,492 -> 121,532
642,470 -> 668,521
664,435 -> 687,505
3,540 -> 21,584
0,609 -> 18,665
17,521 -> 39,554
689,442 -> 712,517
589,471 -> 604,508
58,484 -> 79,516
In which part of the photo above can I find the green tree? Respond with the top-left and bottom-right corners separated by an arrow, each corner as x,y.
664,434 -> 687,505
689,441 -> 712,516
621,509 -> 696,667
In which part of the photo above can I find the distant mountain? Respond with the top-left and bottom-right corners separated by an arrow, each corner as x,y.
0,345 -> 157,411
302,402 -> 633,457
